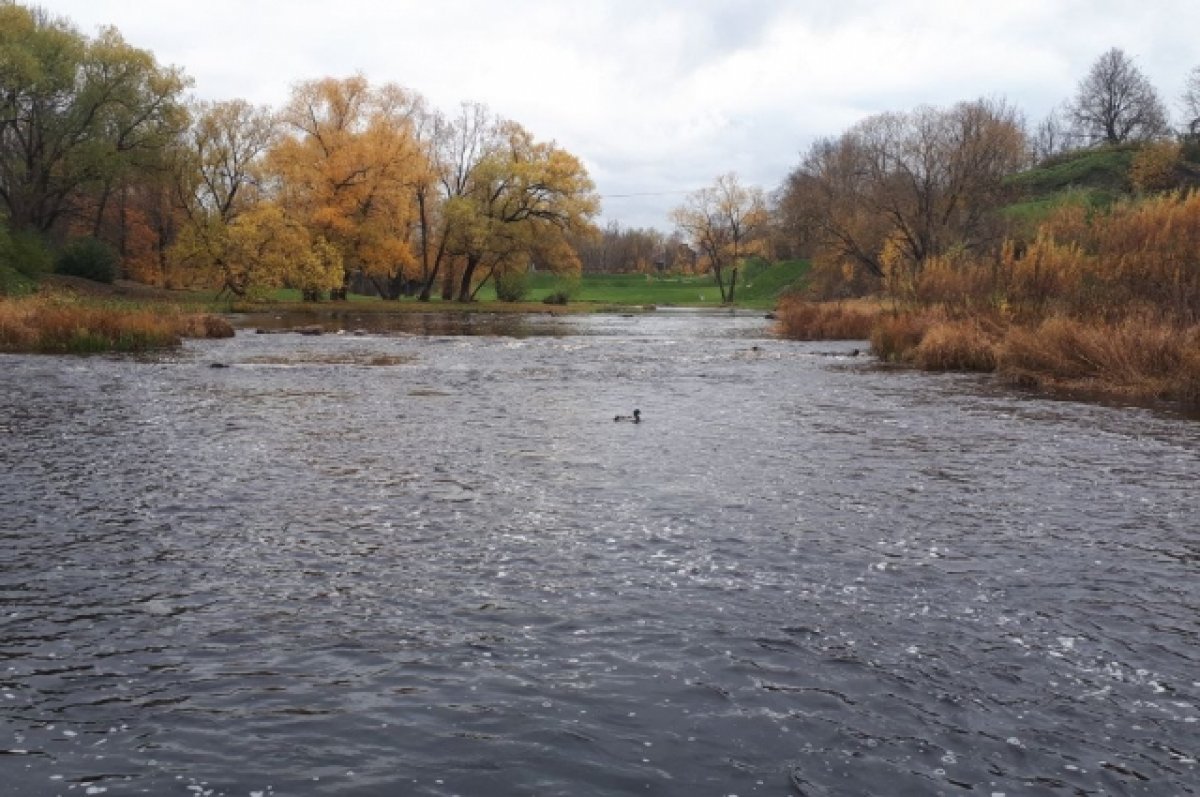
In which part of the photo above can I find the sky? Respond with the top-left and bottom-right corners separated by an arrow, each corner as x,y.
38,0 -> 1200,231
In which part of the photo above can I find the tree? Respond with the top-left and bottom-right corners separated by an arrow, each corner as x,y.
171,201 -> 339,298
0,3 -> 189,234
269,75 -> 426,299
778,98 -> 1025,288
167,99 -> 277,288
438,118 -> 598,302
671,173 -> 768,303
413,102 -> 492,301
1068,47 -> 1168,145
1182,65 -> 1200,138
1029,104 -> 1072,163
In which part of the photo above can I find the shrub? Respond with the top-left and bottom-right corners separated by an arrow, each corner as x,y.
0,225 -> 52,295
542,291 -> 570,305
869,312 -> 933,362
0,295 -> 236,353
775,298 -> 879,340
56,238 -> 118,283
494,270 -> 529,302
914,320 -> 999,371
997,315 -> 1196,399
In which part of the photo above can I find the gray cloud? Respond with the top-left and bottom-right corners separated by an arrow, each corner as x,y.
44,0 -> 1200,229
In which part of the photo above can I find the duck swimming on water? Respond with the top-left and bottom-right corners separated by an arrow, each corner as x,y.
614,409 -> 641,423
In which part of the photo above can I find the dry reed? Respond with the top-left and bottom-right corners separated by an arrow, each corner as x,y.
0,295 -> 233,354
914,319 -> 1000,372
775,298 -> 880,340
998,315 -> 1200,401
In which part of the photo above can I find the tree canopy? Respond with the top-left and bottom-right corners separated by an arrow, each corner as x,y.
779,99 -> 1025,286
671,173 -> 768,303
0,2 -> 189,233
1068,47 -> 1169,146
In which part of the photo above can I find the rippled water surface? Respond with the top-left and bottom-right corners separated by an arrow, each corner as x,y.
2,311 -> 1198,796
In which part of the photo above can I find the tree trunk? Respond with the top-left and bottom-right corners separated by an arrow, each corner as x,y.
713,264 -> 728,303
457,253 -> 481,302
727,266 -> 738,304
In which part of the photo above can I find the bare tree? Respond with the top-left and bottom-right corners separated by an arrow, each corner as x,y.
1182,65 -> 1200,138
1069,47 -> 1169,145
1029,104 -> 1073,163
778,98 -> 1025,282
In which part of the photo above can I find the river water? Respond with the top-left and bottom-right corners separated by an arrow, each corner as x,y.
1,310 -> 1198,796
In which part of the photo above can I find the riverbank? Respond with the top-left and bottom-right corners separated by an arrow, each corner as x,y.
776,297 -> 1200,408
0,291 -> 233,353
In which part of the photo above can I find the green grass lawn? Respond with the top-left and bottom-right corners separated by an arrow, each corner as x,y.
259,260 -> 810,310
521,259 -> 809,308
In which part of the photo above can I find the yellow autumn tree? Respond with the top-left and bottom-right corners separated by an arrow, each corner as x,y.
445,119 -> 599,301
171,202 -> 336,298
269,76 -> 426,299
671,173 -> 769,303
168,99 -> 280,293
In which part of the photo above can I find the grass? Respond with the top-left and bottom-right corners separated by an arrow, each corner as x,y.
1002,188 -> 1114,230
1006,145 -> 1137,196
0,294 -> 234,354
803,304 -> 1200,407
472,262 -> 809,308
244,260 -> 812,311
774,297 -> 881,340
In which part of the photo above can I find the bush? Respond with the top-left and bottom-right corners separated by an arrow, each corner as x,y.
494,270 -> 529,302
56,237 -> 118,283
775,297 -> 879,340
914,320 -> 999,371
869,312 -> 934,362
0,224 -> 52,294
542,291 -> 570,305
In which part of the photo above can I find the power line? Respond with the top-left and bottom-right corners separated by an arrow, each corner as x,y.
600,189 -> 695,198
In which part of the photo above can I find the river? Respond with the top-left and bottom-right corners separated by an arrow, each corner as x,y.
1,310 -> 1197,796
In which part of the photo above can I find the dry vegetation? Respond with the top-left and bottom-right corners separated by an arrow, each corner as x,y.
0,294 -> 233,354
780,190 -> 1200,406
774,298 -> 882,340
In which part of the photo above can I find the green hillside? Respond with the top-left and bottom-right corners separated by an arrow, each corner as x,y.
1002,142 -> 1200,230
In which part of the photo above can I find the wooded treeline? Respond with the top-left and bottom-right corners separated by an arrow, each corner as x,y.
772,47 -> 1200,316
4,0 -> 1200,315
0,2 -> 599,300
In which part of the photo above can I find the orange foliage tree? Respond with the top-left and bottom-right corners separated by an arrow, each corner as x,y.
269,76 -> 426,299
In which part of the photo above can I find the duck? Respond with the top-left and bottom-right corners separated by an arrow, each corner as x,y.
614,409 -> 641,423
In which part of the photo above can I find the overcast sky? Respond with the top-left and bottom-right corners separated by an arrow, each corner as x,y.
38,0 -> 1200,230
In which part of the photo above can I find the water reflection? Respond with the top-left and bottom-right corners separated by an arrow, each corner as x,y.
234,309 -> 577,338
0,312 -> 1197,796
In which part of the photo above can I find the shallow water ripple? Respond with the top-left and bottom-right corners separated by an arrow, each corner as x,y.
1,312 -> 1198,795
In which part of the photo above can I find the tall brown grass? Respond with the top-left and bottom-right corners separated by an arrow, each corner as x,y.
999,316 -> 1200,403
780,189 -> 1200,406
0,295 -> 234,354
775,298 -> 880,340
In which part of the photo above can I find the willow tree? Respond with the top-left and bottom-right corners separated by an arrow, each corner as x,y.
269,76 -> 427,299
671,173 -> 768,303
445,120 -> 598,302
168,99 -> 278,291
0,3 -> 189,234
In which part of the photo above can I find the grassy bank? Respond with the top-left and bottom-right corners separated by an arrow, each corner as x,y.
240,261 -> 810,310
777,187 -> 1200,409
0,294 -> 234,354
776,299 -> 1200,407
